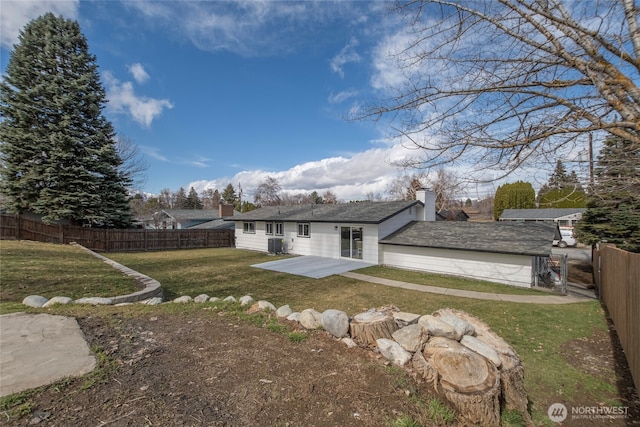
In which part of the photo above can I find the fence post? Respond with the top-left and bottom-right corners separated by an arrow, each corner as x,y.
16,214 -> 21,240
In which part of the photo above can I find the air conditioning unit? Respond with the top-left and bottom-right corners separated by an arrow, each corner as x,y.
268,238 -> 284,254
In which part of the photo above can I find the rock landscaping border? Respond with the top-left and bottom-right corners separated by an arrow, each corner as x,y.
22,243 -> 162,307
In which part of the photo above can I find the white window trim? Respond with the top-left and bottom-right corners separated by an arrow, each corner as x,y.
243,221 -> 256,234
265,222 -> 274,235
275,222 -> 284,236
297,222 -> 310,237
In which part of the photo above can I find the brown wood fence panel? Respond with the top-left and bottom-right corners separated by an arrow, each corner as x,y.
0,214 -> 234,252
594,244 -> 640,391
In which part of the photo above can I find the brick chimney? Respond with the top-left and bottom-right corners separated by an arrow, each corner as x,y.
415,188 -> 436,221
218,203 -> 234,218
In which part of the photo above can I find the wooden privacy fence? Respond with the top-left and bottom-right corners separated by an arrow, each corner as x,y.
0,214 -> 235,252
593,243 -> 640,391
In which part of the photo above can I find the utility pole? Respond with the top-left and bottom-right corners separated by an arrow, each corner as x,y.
588,133 -> 594,187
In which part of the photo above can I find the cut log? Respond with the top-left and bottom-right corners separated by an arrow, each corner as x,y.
433,308 -> 533,425
349,308 -> 398,347
423,337 -> 501,426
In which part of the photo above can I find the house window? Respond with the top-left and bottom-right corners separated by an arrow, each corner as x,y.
266,222 -> 284,235
297,222 -> 310,237
243,222 -> 256,233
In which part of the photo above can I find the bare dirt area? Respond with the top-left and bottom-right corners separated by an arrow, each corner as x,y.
7,310 -> 438,427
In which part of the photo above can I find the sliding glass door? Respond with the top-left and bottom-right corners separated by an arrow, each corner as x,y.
340,227 -> 363,259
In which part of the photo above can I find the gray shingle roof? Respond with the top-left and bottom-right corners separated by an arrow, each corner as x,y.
188,219 -> 235,230
500,208 -> 586,221
227,201 -> 421,224
160,209 -> 221,221
380,221 -> 556,256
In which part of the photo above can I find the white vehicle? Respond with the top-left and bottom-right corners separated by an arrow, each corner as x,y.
553,227 -> 577,248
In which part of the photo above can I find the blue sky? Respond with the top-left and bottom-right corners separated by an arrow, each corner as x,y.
1,1 -> 588,201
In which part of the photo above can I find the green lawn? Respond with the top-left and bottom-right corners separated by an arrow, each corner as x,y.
0,243 -> 623,425
0,240 -> 138,302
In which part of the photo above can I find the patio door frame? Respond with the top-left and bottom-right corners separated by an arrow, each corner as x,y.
340,226 -> 363,259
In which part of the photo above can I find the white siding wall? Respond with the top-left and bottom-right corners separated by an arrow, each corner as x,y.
378,207 -> 419,240
235,220 -> 379,263
380,245 -> 533,287
234,222 -> 268,252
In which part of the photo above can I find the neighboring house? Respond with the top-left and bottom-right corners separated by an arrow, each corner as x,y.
145,205 -> 235,229
229,190 -> 558,288
499,208 -> 586,227
436,209 -> 469,221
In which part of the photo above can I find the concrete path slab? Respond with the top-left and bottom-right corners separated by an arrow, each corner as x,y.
341,272 -> 596,304
0,312 -> 96,397
252,256 -> 373,279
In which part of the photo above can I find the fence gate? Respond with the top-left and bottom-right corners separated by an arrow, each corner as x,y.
532,254 -> 568,294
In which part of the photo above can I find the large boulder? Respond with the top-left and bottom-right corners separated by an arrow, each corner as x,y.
276,305 -> 293,318
392,324 -> 429,353
23,295 -> 48,308
299,309 -> 323,330
321,309 -> 350,338
418,315 -> 458,340
377,338 -> 412,366
42,296 -> 72,307
194,294 -> 210,303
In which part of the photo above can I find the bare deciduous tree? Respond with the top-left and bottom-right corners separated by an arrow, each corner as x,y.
427,169 -> 466,211
254,176 -> 282,206
115,134 -> 149,189
361,0 -> 640,183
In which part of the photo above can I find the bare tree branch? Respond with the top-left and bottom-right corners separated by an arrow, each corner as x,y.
358,0 -> 640,182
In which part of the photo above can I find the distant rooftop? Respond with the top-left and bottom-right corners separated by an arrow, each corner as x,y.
500,208 -> 586,221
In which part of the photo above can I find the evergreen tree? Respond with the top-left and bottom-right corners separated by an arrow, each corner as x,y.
184,187 -> 203,209
221,184 -> 239,209
0,13 -> 132,227
575,137 -> 640,252
538,160 -> 586,208
173,187 -> 187,209
493,181 -> 536,220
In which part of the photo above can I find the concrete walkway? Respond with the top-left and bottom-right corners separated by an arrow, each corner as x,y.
341,272 -> 596,304
0,312 -> 96,397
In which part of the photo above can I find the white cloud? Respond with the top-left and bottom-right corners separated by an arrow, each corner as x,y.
0,0 -> 79,49
128,63 -> 150,84
126,1 -> 373,57
185,155 -> 212,169
187,142 -> 420,202
103,71 -> 173,128
139,145 -> 168,162
370,29 -> 415,91
328,90 -> 358,104
330,37 -> 361,78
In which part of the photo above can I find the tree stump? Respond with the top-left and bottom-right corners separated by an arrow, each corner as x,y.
434,308 -> 533,425
422,337 -> 501,426
349,308 -> 398,347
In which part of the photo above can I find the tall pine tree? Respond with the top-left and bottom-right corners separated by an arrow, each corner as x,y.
0,13 -> 131,227
537,160 -> 586,208
575,137 -> 640,252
